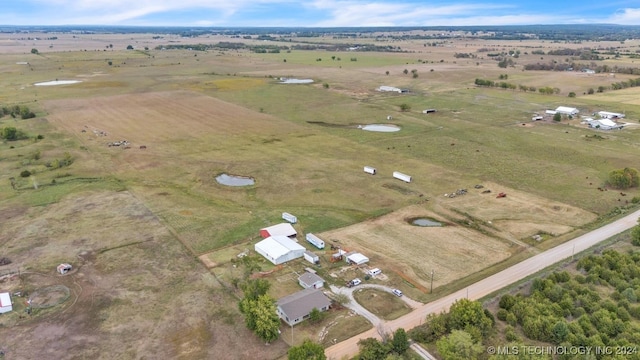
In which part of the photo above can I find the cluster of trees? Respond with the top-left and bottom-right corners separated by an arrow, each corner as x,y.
409,299 -> 494,359
356,328 -> 410,360
607,168 -> 639,189
1,126 -> 29,141
2,105 -> 36,119
490,251 -> 640,358
475,78 -> 563,95
238,279 -> 280,343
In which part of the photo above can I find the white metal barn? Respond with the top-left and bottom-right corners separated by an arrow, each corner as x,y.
255,235 -> 306,265
393,171 -> 412,183
260,223 -> 297,238
555,106 -> 579,115
0,292 -> 12,314
377,85 -> 402,93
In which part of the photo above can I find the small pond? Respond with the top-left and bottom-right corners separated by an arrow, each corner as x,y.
411,218 -> 443,227
216,173 -> 255,187
279,78 -> 314,84
34,80 -> 82,86
361,124 -> 401,132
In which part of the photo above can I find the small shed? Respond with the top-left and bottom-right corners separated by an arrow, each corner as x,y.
346,252 -> 369,265
364,166 -> 377,175
304,250 -> 320,264
260,223 -> 297,239
57,263 -> 72,275
298,272 -> 324,289
0,292 -> 12,314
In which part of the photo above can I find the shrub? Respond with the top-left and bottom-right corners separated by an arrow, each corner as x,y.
20,170 -> 32,177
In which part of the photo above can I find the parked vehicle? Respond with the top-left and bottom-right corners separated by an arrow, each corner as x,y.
367,268 -> 382,277
392,289 -> 403,297
350,278 -> 362,286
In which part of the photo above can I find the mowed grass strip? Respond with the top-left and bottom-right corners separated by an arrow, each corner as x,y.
353,288 -> 412,320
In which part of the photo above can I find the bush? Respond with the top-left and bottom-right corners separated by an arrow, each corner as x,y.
20,170 -> 32,177
607,168 -> 639,189
496,309 -> 509,321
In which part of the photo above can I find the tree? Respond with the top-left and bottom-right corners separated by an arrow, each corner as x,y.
403,69 -> 409,75
568,92 -> 576,97
333,293 -> 350,306
607,168 -> 640,189
399,103 -> 411,112
308,307 -> 323,323
448,299 -> 493,337
31,48 -> 39,54
241,278 -> 270,300
553,113 -> 562,122
391,328 -> 409,354
126,45 -> 134,50
631,226 -> 640,246
357,338 -> 391,360
252,294 -> 280,343
2,126 -> 17,140
288,339 -> 326,360
436,330 -> 484,360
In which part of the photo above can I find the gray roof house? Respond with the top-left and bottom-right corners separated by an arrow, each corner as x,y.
276,288 -> 331,326
298,272 -> 325,289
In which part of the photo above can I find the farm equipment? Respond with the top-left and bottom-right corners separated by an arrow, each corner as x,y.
496,192 -> 507,198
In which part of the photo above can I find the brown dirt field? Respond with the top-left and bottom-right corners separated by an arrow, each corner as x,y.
319,205 -> 514,290
319,183 -> 597,291
0,191 -> 288,360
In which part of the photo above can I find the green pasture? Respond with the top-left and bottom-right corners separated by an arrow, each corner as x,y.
3,45 -> 640,255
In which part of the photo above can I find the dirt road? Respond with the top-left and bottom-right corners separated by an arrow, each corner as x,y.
325,210 -> 640,359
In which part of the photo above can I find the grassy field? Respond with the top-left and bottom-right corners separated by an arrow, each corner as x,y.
353,288 -> 412,320
2,30 -> 640,359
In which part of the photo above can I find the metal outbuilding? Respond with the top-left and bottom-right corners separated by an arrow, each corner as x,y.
0,292 -> 12,314
260,223 -> 297,239
254,235 -> 306,265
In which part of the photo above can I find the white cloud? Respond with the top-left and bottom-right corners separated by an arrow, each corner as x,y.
607,8 -> 640,25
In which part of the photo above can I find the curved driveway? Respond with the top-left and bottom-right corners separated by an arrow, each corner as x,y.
325,209 -> 640,359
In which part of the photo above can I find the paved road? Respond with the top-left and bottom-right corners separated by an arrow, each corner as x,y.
325,209 -> 640,359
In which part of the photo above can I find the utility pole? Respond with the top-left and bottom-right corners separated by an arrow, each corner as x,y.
430,269 -> 434,293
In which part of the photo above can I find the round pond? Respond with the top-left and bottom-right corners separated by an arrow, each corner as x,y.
361,124 -> 401,132
216,173 -> 255,187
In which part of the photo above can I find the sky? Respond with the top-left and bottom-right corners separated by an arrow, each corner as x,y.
2,0 -> 640,27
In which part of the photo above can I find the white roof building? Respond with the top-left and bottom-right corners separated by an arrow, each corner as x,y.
0,292 -> 12,314
587,118 -> 623,130
346,252 -> 369,265
260,223 -> 297,238
377,86 -> 402,93
555,106 -> 579,115
597,111 -> 625,119
255,235 -> 306,265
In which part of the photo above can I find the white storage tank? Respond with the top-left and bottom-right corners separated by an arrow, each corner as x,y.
364,166 -> 377,175
393,171 -> 412,183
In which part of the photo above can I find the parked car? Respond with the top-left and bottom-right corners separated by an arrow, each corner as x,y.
392,289 -> 403,297
350,278 -> 362,286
